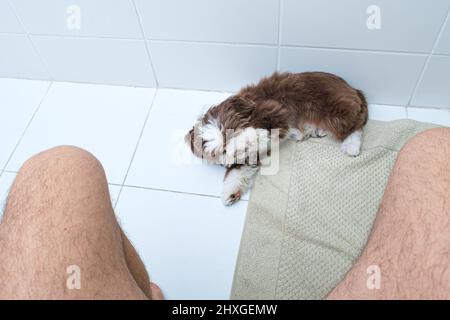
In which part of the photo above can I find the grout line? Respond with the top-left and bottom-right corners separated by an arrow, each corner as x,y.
0,32 -> 276,47
0,31 -> 144,41
113,88 -> 159,209
0,81 -> 53,173
1,170 -> 17,174
279,44 -> 429,56
148,39 -> 429,56
7,0 -> 54,81
407,6 -> 450,111
3,77 -> 450,111
157,85 -> 235,95
433,53 -> 450,57
108,182 -> 123,187
147,38 -> 277,49
276,0 -> 284,71
4,77 -> 450,111
120,184 -> 250,202
0,166 -> 248,201
0,76 -> 158,89
408,105 -> 450,112
131,0 -> 160,87
1,30 -> 446,57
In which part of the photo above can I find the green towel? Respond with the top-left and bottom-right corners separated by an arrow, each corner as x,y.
231,119 -> 437,300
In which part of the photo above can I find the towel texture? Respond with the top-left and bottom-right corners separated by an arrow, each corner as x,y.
231,119 -> 437,300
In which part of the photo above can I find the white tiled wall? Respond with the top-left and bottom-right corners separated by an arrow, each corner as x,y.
1,0 -> 450,110
281,0 -> 449,53
0,1 -> 22,33
136,0 -> 280,44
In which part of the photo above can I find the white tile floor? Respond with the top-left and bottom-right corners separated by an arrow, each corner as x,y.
1,78 -> 450,299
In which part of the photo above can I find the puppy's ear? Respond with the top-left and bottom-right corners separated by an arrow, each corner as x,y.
185,128 -> 194,150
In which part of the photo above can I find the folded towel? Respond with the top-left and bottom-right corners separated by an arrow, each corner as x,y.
231,119 -> 437,300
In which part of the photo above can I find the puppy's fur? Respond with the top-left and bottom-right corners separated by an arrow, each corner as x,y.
186,72 -> 368,205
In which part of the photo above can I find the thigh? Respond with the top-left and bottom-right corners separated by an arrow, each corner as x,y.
0,146 -> 147,299
328,128 -> 450,299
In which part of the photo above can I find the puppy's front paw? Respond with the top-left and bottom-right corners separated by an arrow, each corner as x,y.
340,130 -> 362,157
341,141 -> 360,157
222,165 -> 258,206
222,188 -> 242,206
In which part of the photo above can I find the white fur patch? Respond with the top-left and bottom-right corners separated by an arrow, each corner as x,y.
201,119 -> 223,154
222,165 -> 259,206
341,129 -> 362,156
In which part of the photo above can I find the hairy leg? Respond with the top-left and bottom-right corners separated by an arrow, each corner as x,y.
328,128 -> 450,299
0,146 -> 158,299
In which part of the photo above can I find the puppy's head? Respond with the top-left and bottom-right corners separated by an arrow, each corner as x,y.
185,95 -> 258,166
185,117 -> 225,165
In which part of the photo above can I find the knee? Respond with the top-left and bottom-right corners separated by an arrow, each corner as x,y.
18,146 -> 105,181
396,128 -> 450,176
1,146 -> 113,232
400,128 -> 450,157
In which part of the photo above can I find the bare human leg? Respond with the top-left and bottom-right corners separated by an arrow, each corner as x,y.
0,146 -> 162,299
328,128 -> 450,299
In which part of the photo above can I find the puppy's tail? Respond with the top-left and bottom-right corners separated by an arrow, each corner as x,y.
356,89 -> 369,127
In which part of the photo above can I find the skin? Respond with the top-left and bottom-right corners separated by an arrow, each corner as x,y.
328,128 -> 450,299
0,146 -> 163,299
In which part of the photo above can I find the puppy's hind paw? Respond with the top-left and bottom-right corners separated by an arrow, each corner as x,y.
288,128 -> 306,141
313,127 -> 327,138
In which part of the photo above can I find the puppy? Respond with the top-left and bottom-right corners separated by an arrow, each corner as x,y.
186,72 -> 368,205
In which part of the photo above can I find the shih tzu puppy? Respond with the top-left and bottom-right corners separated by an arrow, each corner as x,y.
186,72 -> 368,206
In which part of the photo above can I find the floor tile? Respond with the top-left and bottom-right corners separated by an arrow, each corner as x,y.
0,78 -> 50,170
115,186 -> 248,299
6,82 -> 156,184
407,107 -> 450,127
368,104 -> 407,121
126,89 -> 235,198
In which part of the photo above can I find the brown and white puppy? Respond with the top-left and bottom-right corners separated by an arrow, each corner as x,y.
186,72 -> 368,205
